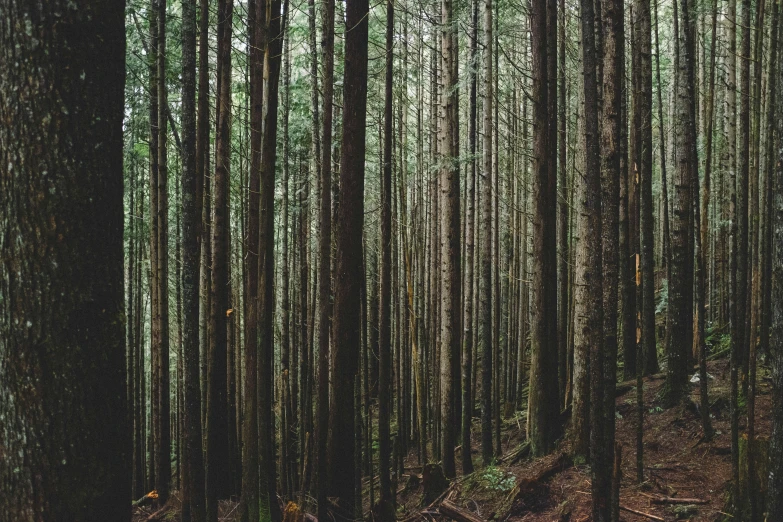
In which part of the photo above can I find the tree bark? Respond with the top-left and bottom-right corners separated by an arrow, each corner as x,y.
378,0 -> 394,507
328,0 -> 370,514
0,1 -> 129,518
528,0 -> 561,458
316,0 -> 335,514
181,0 -> 206,519
258,0 -> 284,518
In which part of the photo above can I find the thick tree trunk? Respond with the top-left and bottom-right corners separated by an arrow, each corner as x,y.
665,0 -> 696,407
328,0 -> 369,514
528,0 -> 561,458
206,0 -> 234,519
0,1 -> 129,518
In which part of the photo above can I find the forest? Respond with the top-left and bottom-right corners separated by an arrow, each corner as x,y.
1,0 -> 783,520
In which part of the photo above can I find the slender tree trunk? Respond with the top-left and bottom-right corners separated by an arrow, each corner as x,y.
378,0 -> 395,509
637,0 -> 657,377
181,0 -> 206,519
696,0 -> 718,442
240,0 -> 263,517
440,0 -> 461,478
768,5 -> 783,512
479,0 -> 495,464
316,0 -> 335,513
737,0 -> 751,399
258,0 -> 284,518
148,0 -> 160,494
156,0 -> 172,504
557,0 -> 569,406
600,0 -> 622,514
461,0 -> 479,474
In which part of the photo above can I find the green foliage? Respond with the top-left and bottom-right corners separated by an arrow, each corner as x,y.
464,465 -> 516,494
656,278 -> 669,315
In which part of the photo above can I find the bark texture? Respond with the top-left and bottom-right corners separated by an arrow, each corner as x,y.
0,1 -> 129,519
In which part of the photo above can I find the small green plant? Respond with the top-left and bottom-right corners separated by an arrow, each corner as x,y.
465,465 -> 517,493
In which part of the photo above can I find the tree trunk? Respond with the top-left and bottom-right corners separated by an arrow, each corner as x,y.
181,0 -> 207,518
440,0 -> 461,478
0,1 -> 128,518
258,0 -> 284,518
528,0 -> 561,458
479,0 -> 495,464
155,0 -> 172,504
329,0 -> 369,513
206,0 -> 233,518
600,0 -> 622,514
769,30 -> 783,512
240,0 -> 263,517
378,0 -> 394,508
316,0 -> 335,514
664,0 -> 696,407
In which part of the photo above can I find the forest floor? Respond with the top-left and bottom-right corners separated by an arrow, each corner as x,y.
133,357 -> 773,522
391,357 -> 773,522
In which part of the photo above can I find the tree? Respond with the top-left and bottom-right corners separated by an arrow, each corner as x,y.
240,0 -> 263,517
378,0 -> 395,509
665,0 -> 696,407
155,0 -> 172,505
206,0 -> 233,518
636,0 -> 657,377
479,0 -> 495,464
600,0 -> 623,513
461,0 -> 479,475
316,0 -> 335,515
768,4 -> 783,516
258,0 -> 285,517
440,0 -> 461,479
763,0 -> 780,516
574,0 -> 604,488
329,0 -> 370,514
0,0 -> 129,518
528,0 -> 561,457
181,0 -> 207,519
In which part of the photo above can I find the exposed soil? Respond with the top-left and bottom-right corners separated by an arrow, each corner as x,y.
134,357 -> 774,522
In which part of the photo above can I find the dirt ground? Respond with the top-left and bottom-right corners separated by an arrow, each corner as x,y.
133,357 -> 774,522
393,357 -> 772,522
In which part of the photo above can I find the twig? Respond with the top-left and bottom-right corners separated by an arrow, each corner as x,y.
619,505 -> 664,521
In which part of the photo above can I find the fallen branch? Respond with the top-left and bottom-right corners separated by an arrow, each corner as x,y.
145,504 -> 171,522
439,500 -> 485,522
498,453 -> 573,519
650,496 -> 708,505
619,505 -> 664,521
131,490 -> 158,508
498,440 -> 531,464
